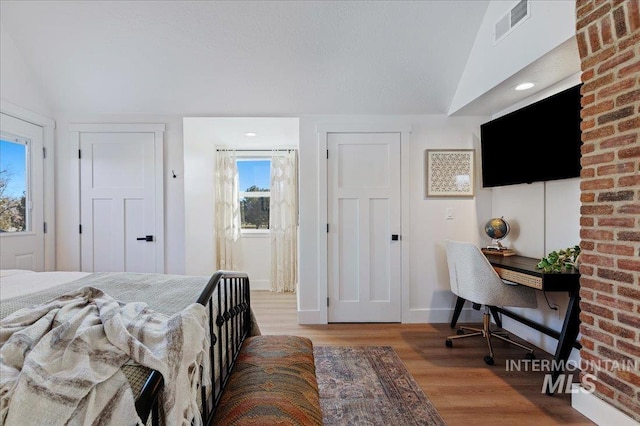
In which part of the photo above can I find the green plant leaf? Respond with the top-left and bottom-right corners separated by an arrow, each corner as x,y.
536,245 -> 581,273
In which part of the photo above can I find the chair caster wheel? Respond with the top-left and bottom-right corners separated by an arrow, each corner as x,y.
456,329 -> 465,335
484,356 -> 495,365
525,352 -> 536,360
445,339 -> 453,348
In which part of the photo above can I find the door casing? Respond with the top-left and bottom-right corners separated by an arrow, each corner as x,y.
72,123 -> 165,273
317,123 -> 411,325
0,101 -> 55,271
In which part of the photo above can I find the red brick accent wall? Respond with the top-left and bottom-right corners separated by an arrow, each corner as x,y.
576,0 -> 640,420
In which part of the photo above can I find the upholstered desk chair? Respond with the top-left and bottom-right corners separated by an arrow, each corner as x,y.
444,240 -> 538,365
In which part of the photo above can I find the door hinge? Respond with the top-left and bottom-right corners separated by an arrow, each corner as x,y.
78,149 -> 81,159
326,149 -> 329,159
327,223 -> 329,233
79,224 -> 82,234
327,297 -> 329,307
43,222 -> 47,233
43,147 -> 46,159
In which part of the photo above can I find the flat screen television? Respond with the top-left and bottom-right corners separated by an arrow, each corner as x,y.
480,84 -> 583,188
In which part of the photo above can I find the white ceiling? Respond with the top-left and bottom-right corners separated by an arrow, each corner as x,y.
0,0 -> 579,117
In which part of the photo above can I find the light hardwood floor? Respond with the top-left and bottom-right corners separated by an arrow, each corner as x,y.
250,290 -> 595,426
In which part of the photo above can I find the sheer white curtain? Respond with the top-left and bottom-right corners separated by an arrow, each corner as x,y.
269,150 -> 298,292
215,149 -> 242,270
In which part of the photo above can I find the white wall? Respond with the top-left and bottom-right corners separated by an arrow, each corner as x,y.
0,26 -> 52,118
54,114 -> 185,274
450,0 -> 576,114
240,235 -> 271,291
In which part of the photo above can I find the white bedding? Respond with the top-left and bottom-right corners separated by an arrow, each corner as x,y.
0,270 -> 213,425
1,285 -> 208,426
0,269 -> 91,300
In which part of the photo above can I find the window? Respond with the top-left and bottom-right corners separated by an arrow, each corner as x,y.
0,137 -> 29,232
237,158 -> 270,231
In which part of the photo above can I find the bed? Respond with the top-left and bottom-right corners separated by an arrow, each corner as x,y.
0,269 -> 258,425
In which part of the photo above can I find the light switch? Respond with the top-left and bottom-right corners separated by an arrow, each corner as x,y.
446,208 -> 454,220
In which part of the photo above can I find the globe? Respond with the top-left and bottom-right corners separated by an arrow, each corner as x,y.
485,217 -> 510,249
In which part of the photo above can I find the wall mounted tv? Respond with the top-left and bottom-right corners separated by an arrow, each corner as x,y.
480,83 -> 583,188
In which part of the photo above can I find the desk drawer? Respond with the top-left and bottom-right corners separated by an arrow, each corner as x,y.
494,267 -> 543,290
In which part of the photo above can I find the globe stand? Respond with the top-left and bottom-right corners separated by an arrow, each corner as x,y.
482,241 -> 516,256
487,240 -> 507,251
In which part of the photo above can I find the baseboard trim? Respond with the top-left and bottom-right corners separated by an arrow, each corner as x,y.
402,307 -> 483,324
571,384 -> 639,425
297,309 -> 323,324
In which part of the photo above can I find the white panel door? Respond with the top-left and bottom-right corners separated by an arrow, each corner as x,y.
327,132 -> 401,322
80,129 -> 163,272
0,113 -> 44,271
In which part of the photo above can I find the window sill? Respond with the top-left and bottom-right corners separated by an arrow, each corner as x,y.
241,230 -> 270,239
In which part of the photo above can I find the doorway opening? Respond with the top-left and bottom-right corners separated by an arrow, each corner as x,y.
183,117 -> 299,307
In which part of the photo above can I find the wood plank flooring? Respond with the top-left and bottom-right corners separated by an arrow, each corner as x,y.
250,290 -> 595,426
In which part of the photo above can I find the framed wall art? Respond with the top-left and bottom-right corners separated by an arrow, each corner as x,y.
424,149 -> 475,197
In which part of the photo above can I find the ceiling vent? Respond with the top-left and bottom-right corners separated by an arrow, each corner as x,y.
494,0 -> 530,44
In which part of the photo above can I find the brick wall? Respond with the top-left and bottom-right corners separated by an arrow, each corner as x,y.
576,0 -> 640,420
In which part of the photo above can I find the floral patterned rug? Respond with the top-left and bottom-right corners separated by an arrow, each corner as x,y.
314,346 -> 446,425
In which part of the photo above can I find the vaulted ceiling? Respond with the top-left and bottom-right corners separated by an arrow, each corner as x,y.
0,1 -> 578,117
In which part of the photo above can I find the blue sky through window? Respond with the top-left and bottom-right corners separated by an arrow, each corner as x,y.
237,159 -> 270,191
0,139 -> 27,198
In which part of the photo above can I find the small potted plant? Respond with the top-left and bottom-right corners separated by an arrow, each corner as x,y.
536,245 -> 581,273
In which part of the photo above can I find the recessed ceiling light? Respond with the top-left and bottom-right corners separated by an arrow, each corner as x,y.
244,132 -> 257,137
515,82 -> 535,91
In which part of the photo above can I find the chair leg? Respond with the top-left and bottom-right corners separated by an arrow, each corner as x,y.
445,307 -> 535,365
492,333 -> 535,353
489,306 -> 502,328
483,311 -> 494,359
450,296 -> 466,328
445,325 -> 483,348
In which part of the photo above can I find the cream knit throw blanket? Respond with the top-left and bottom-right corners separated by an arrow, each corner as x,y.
0,286 -> 209,426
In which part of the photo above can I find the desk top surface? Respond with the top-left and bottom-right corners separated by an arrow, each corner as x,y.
486,254 -> 542,275
486,253 -> 580,277
487,255 -> 580,288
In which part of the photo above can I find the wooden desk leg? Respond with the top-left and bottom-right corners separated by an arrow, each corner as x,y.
450,296 -> 466,328
547,289 -> 581,396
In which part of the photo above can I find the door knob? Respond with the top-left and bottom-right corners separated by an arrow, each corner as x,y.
136,235 -> 154,242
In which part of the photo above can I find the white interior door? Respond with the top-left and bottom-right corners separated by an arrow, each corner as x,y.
0,113 -> 44,271
79,126 -> 164,273
327,132 -> 401,322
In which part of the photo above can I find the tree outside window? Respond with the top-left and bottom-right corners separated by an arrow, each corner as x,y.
237,159 -> 270,230
0,139 -> 28,232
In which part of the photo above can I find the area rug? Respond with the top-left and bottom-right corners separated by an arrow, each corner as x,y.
314,346 -> 446,425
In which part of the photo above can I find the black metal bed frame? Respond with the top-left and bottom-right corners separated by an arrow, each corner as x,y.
135,271 -> 252,425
